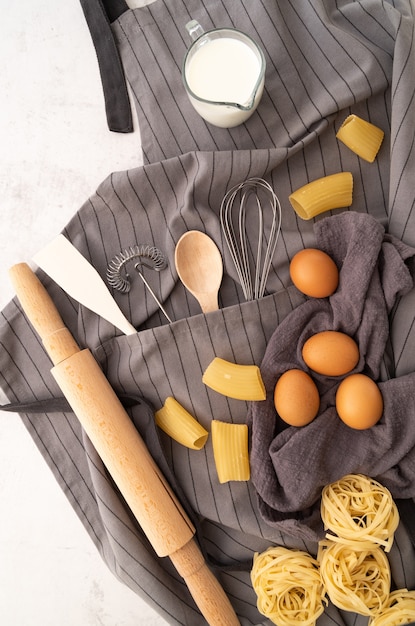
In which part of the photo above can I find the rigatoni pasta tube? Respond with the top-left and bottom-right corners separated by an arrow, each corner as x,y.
211,420 -> 250,483
202,357 -> 266,401
155,397 -> 209,450
289,172 -> 353,220
336,114 -> 384,162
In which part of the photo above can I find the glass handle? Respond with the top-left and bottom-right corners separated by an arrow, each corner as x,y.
186,20 -> 205,41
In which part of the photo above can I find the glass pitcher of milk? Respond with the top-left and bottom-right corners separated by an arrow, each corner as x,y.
182,21 -> 266,128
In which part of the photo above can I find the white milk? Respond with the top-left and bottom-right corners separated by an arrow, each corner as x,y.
184,37 -> 265,128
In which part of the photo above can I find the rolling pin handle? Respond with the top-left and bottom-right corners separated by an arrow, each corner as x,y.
9,263 -> 80,364
170,538 -> 240,626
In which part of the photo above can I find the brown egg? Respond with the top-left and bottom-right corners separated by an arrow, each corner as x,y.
274,369 -> 320,427
289,248 -> 339,298
302,330 -> 359,377
336,373 -> 383,430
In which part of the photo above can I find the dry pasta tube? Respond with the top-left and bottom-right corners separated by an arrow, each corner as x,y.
202,357 -> 266,401
155,397 -> 209,450
368,589 -> 415,626
211,420 -> 250,483
251,546 -> 327,626
318,540 -> 391,617
336,114 -> 384,162
321,474 -> 399,552
289,172 -> 353,220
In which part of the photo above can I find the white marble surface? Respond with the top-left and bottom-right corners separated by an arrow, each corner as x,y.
0,1 -> 167,623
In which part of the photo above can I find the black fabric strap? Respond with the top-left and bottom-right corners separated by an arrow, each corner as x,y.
1,397 -> 73,413
79,0 -> 133,133
101,0 -> 129,22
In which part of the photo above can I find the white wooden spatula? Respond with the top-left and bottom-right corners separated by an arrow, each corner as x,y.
33,234 -> 137,335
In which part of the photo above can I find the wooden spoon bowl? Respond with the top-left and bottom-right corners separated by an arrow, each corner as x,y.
175,230 -> 223,313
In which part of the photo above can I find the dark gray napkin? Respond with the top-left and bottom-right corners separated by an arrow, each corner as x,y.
248,211 -> 415,541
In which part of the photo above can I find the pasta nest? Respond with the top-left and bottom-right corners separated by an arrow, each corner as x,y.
250,546 -> 327,626
318,541 -> 391,617
321,474 -> 400,552
368,589 -> 415,626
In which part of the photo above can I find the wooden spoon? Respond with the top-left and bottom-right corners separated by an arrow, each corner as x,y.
175,231 -> 223,313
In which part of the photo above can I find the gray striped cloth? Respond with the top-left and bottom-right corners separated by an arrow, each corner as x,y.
2,1 -> 415,624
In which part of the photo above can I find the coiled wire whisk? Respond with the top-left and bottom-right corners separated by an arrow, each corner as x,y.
106,244 -> 172,323
220,178 -> 282,301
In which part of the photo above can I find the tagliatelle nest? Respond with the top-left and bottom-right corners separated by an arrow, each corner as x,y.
318,541 -> 391,617
321,474 -> 400,552
250,546 -> 327,626
368,589 -> 415,625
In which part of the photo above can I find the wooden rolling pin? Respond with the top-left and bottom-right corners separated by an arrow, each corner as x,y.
9,263 -> 240,626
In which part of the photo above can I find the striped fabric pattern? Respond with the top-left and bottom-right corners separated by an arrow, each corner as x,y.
2,0 -> 415,624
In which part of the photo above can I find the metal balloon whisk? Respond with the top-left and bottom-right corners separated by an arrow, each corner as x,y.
220,178 -> 282,300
